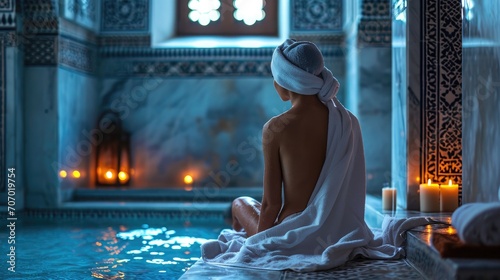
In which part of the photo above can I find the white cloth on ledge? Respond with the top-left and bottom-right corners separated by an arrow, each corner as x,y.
200,97 -> 431,272
452,202 -> 500,246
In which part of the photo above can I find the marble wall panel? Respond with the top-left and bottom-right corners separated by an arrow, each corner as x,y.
98,77 -> 289,188
462,0 -> 500,203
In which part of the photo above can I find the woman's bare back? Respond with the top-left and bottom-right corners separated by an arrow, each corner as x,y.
273,95 -> 328,223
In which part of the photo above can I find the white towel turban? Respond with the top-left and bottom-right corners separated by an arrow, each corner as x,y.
271,39 -> 340,102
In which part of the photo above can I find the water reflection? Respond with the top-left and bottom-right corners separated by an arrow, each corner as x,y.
91,223 -> 213,279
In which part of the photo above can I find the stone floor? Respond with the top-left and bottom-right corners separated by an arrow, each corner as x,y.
180,258 -> 425,279
180,196 -> 500,279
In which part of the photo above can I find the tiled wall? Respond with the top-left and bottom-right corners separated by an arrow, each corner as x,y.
391,0 -> 462,209
97,0 -> 353,188
1,0 -> 403,206
0,0 -> 23,206
21,0 -> 99,207
462,0 -> 500,203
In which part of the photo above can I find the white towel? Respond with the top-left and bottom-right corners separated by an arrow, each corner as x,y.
200,96 -> 431,271
200,39 -> 431,271
270,39 -> 339,102
452,202 -> 500,246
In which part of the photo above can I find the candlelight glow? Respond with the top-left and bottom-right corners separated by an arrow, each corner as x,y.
184,175 -> 194,184
118,171 -> 129,182
105,170 -> 114,179
449,179 -> 453,186
427,179 -> 432,185
72,170 -> 81,178
59,170 -> 67,178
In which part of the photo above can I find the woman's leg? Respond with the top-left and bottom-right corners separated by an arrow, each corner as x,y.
231,196 -> 261,236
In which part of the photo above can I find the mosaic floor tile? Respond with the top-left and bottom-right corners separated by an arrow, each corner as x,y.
180,259 -> 425,280
179,261 -> 283,280
283,259 -> 425,280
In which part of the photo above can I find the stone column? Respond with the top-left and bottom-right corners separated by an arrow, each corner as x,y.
392,0 -> 462,210
0,0 -> 25,208
357,0 -> 392,194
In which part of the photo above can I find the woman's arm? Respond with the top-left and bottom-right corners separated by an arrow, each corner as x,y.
257,119 -> 283,233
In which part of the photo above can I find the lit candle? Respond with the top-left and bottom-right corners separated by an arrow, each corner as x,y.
118,171 -> 129,183
184,175 -> 194,191
59,170 -> 68,178
382,187 -> 397,211
104,169 -> 116,183
420,179 -> 440,212
440,180 -> 458,212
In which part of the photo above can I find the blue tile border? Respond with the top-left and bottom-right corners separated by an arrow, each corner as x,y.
421,0 -> 462,187
0,0 -> 15,29
291,0 -> 343,33
100,0 -> 149,33
1,208 -> 226,221
99,45 -> 348,77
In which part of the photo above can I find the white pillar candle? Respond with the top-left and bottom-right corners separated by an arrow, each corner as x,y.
382,187 -> 397,211
420,179 -> 440,212
440,180 -> 458,212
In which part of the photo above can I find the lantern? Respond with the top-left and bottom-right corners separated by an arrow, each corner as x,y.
95,111 -> 131,186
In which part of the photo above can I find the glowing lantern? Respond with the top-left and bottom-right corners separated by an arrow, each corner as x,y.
95,111 -> 131,186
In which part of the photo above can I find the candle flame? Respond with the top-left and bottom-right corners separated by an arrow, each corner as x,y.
427,179 -> 432,185
59,170 -> 67,178
449,179 -> 452,186
72,170 -> 81,178
118,171 -> 129,182
105,170 -> 114,179
184,175 -> 194,184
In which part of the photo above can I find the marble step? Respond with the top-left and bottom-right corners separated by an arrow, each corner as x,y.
406,226 -> 500,280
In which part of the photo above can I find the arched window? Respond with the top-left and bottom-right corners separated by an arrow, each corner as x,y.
176,0 -> 278,36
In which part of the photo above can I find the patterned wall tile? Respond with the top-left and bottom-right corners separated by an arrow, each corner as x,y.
291,0 -> 343,33
0,0 -> 15,29
101,0 -> 149,33
358,19 -> 391,46
362,0 -> 391,18
421,0 -> 462,186
59,36 -> 95,73
100,46 -> 347,77
22,0 -> 59,34
24,36 -> 58,65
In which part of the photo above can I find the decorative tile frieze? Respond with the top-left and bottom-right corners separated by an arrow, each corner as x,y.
99,34 -> 151,47
0,0 -> 15,29
103,59 -> 272,77
101,0 -> 149,33
22,0 -> 59,34
291,0 -> 343,33
362,0 -> 391,19
100,45 -> 347,77
59,36 -> 95,73
358,19 -> 391,47
24,35 -> 58,65
421,0 -> 462,185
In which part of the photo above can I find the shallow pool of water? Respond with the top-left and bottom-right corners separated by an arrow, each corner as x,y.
0,218 -> 226,279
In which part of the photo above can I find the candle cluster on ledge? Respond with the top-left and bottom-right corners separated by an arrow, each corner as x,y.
382,179 -> 459,213
420,179 -> 459,213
